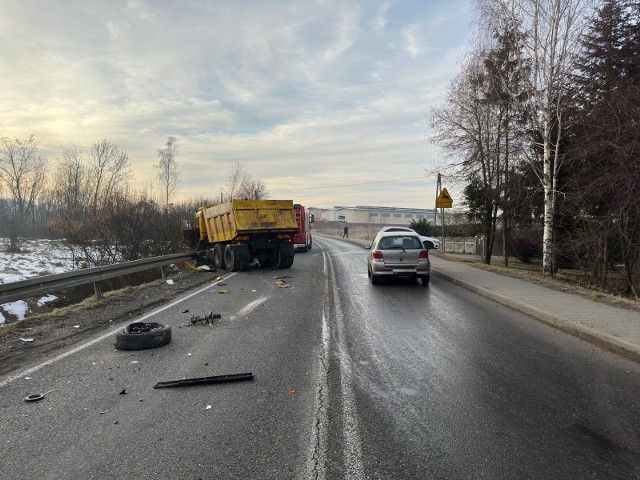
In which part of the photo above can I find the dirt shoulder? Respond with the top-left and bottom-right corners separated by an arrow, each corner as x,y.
0,269 -> 218,377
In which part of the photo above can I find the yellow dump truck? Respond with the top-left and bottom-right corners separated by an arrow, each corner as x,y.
182,199 -> 299,271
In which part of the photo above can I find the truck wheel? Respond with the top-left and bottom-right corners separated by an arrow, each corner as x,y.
115,322 -> 172,351
224,247 -> 244,272
213,245 -> 224,269
276,252 -> 294,269
274,250 -> 285,269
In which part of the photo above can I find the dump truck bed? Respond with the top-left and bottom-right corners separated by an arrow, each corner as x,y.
199,199 -> 298,243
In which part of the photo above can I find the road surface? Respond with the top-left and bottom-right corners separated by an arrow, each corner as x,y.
1,236 -> 639,479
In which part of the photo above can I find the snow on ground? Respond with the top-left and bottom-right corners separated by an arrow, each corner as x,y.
0,238 -> 76,323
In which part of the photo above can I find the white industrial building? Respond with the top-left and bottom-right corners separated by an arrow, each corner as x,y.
309,205 -> 439,226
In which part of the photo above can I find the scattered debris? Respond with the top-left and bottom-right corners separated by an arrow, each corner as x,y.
206,405 -> 212,410
119,389 -> 127,395
24,389 -> 56,402
182,309 -> 189,313
218,290 -> 229,294
73,325 -> 80,328
166,279 -> 175,285
216,276 -> 223,281
217,282 -> 227,286
24,394 -> 45,402
189,312 -> 221,326
131,361 -> 139,364
153,372 -> 254,389
99,410 -> 111,414
290,388 -> 296,395
275,280 -> 288,288
19,338 -> 34,342
273,275 -> 292,279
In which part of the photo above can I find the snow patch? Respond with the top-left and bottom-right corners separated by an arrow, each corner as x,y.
37,294 -> 58,307
3,300 -> 29,320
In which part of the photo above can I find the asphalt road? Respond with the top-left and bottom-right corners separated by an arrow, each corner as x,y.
1,236 -> 640,479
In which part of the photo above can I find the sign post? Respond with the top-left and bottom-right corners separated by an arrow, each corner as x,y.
435,187 -> 453,252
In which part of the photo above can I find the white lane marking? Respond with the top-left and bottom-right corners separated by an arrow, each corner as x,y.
313,247 -> 365,478
307,253 -> 330,479
0,274 -> 237,389
235,297 -> 268,317
328,252 -> 365,480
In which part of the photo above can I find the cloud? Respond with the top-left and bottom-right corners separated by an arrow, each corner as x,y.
0,0 -> 472,208
401,24 -> 422,57
372,1 -> 393,33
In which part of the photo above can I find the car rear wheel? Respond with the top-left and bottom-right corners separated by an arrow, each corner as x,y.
369,267 -> 382,285
420,274 -> 430,286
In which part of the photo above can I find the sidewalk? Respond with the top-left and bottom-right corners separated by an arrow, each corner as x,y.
429,254 -> 640,363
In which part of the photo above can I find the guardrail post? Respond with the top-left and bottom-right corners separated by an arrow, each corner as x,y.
93,282 -> 102,300
159,266 -> 166,279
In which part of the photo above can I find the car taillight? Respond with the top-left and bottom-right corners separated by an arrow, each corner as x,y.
419,250 -> 429,259
372,251 -> 383,260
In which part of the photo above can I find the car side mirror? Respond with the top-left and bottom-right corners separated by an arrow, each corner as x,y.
365,243 -> 372,249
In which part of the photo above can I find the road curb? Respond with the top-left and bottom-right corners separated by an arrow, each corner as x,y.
432,269 -> 640,364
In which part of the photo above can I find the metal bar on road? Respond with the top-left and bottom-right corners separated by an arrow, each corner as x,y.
153,372 -> 254,389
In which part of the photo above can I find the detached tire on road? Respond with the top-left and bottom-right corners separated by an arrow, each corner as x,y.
115,322 -> 172,351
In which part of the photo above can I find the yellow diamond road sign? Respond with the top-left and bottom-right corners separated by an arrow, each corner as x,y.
436,188 -> 453,208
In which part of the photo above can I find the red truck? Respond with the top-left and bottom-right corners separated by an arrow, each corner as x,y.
293,204 -> 313,252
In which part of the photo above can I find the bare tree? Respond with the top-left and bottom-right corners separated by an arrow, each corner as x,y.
224,161 -> 269,200
481,0 -> 593,273
0,135 -> 47,248
87,138 -> 131,212
156,136 -> 180,208
53,143 -> 91,219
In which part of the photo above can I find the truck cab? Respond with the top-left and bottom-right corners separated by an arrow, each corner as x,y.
293,204 -> 313,252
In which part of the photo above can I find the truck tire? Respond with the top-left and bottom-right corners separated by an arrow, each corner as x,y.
276,252 -> 294,269
115,322 -> 172,351
224,246 -> 245,272
213,245 -> 224,269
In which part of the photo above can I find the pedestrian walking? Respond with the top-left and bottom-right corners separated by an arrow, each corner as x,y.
343,225 -> 349,238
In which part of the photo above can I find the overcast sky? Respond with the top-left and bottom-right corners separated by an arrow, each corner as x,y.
0,0 -> 472,209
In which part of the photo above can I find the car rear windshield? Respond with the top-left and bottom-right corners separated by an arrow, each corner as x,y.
378,236 -> 422,250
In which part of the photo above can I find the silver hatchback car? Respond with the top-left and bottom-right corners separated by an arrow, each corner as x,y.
367,231 -> 431,285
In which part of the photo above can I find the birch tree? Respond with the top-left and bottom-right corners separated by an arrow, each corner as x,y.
156,136 -> 180,208
481,0 -> 592,273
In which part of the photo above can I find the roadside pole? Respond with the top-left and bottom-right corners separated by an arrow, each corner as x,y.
435,179 -> 453,252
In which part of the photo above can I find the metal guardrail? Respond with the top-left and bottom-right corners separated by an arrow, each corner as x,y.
0,252 -> 195,305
